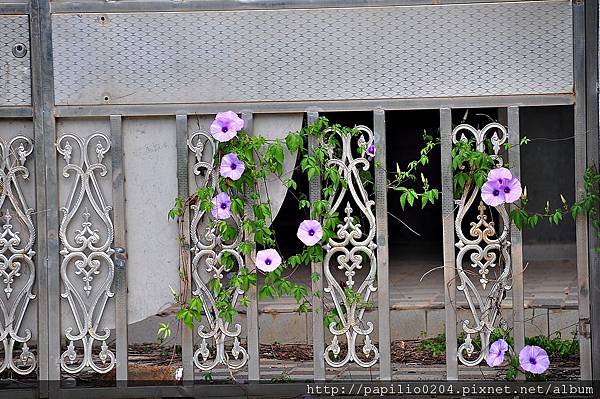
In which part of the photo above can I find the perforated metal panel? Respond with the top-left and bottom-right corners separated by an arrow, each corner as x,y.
52,1 -> 573,105
0,15 -> 31,106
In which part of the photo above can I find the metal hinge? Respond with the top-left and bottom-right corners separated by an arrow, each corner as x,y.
579,317 -> 590,339
113,246 -> 127,269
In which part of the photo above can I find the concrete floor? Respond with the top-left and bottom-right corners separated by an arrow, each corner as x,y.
130,259 -> 581,343
201,359 -> 500,381
260,258 -> 579,310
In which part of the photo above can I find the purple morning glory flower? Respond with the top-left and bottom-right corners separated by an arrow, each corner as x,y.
210,111 -> 244,142
255,249 -> 282,272
481,167 -> 522,207
485,338 -> 509,367
211,192 -> 232,220
519,345 -> 550,374
220,153 -> 245,180
296,220 -> 323,246
481,180 -> 505,207
488,167 -> 513,186
366,144 -> 376,160
501,176 -> 522,204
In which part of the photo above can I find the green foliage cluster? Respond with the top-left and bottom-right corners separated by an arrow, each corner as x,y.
161,113 -> 600,375
163,117 -> 381,337
389,132 -> 440,209
415,130 -> 600,234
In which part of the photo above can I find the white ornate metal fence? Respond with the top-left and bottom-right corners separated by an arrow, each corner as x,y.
0,0 -> 598,397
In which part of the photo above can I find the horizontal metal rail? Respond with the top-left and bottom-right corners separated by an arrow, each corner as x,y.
0,2 -> 29,14
48,0 -> 561,13
52,94 -> 575,118
0,106 -> 33,118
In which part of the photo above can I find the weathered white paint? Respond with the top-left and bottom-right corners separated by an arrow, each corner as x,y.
120,114 -> 302,325
123,117 -> 181,325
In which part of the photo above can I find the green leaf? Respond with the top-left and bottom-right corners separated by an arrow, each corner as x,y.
307,166 -> 319,181
176,308 -> 194,330
473,169 -> 488,188
421,194 -> 429,209
239,241 -> 253,256
299,199 -> 310,209
407,190 -> 415,207
240,296 -> 250,307
291,284 -> 308,302
285,132 -> 304,152
400,192 -> 407,210
273,145 -> 284,164
528,214 -> 539,228
285,178 -> 297,190
157,322 -> 172,340
231,197 -> 244,216
297,301 -> 309,314
259,284 -> 276,299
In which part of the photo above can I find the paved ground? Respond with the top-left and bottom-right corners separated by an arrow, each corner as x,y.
250,259 -> 581,343
259,259 -> 579,311
200,359 -> 579,382
129,258 -> 581,343
203,359 -> 497,381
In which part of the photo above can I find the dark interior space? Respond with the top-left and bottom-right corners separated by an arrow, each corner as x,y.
385,110 -> 442,262
386,110 -> 442,266
272,106 -> 576,263
272,111 -> 374,258
520,106 -> 576,259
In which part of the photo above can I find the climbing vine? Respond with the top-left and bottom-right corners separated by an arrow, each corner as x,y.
160,111 -> 599,378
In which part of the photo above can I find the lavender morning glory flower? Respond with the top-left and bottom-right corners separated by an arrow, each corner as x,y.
220,153 -> 245,181
211,192 -> 232,220
501,176 -> 522,204
488,167 -> 513,186
255,249 -> 282,273
485,339 -> 509,367
296,220 -> 323,246
481,179 -> 505,207
366,144 -> 376,160
519,345 -> 550,374
481,167 -> 522,207
210,111 -> 244,142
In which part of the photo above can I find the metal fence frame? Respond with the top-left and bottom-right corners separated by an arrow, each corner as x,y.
0,0 -> 597,397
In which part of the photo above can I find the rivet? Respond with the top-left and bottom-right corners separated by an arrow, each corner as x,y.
12,43 -> 27,58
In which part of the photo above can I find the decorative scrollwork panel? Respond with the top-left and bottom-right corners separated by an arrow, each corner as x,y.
57,133 -> 115,374
0,135 -> 36,375
452,122 -> 512,366
322,126 -> 379,368
188,130 -> 248,371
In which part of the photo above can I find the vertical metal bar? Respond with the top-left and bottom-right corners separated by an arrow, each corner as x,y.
584,0 -> 600,381
28,0 -> 49,395
440,108 -> 458,380
373,109 -> 391,380
573,1 -> 593,380
30,0 -> 61,392
242,112 -> 260,381
507,107 -> 525,366
176,114 -> 195,383
307,110 -> 325,381
110,115 -> 128,384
